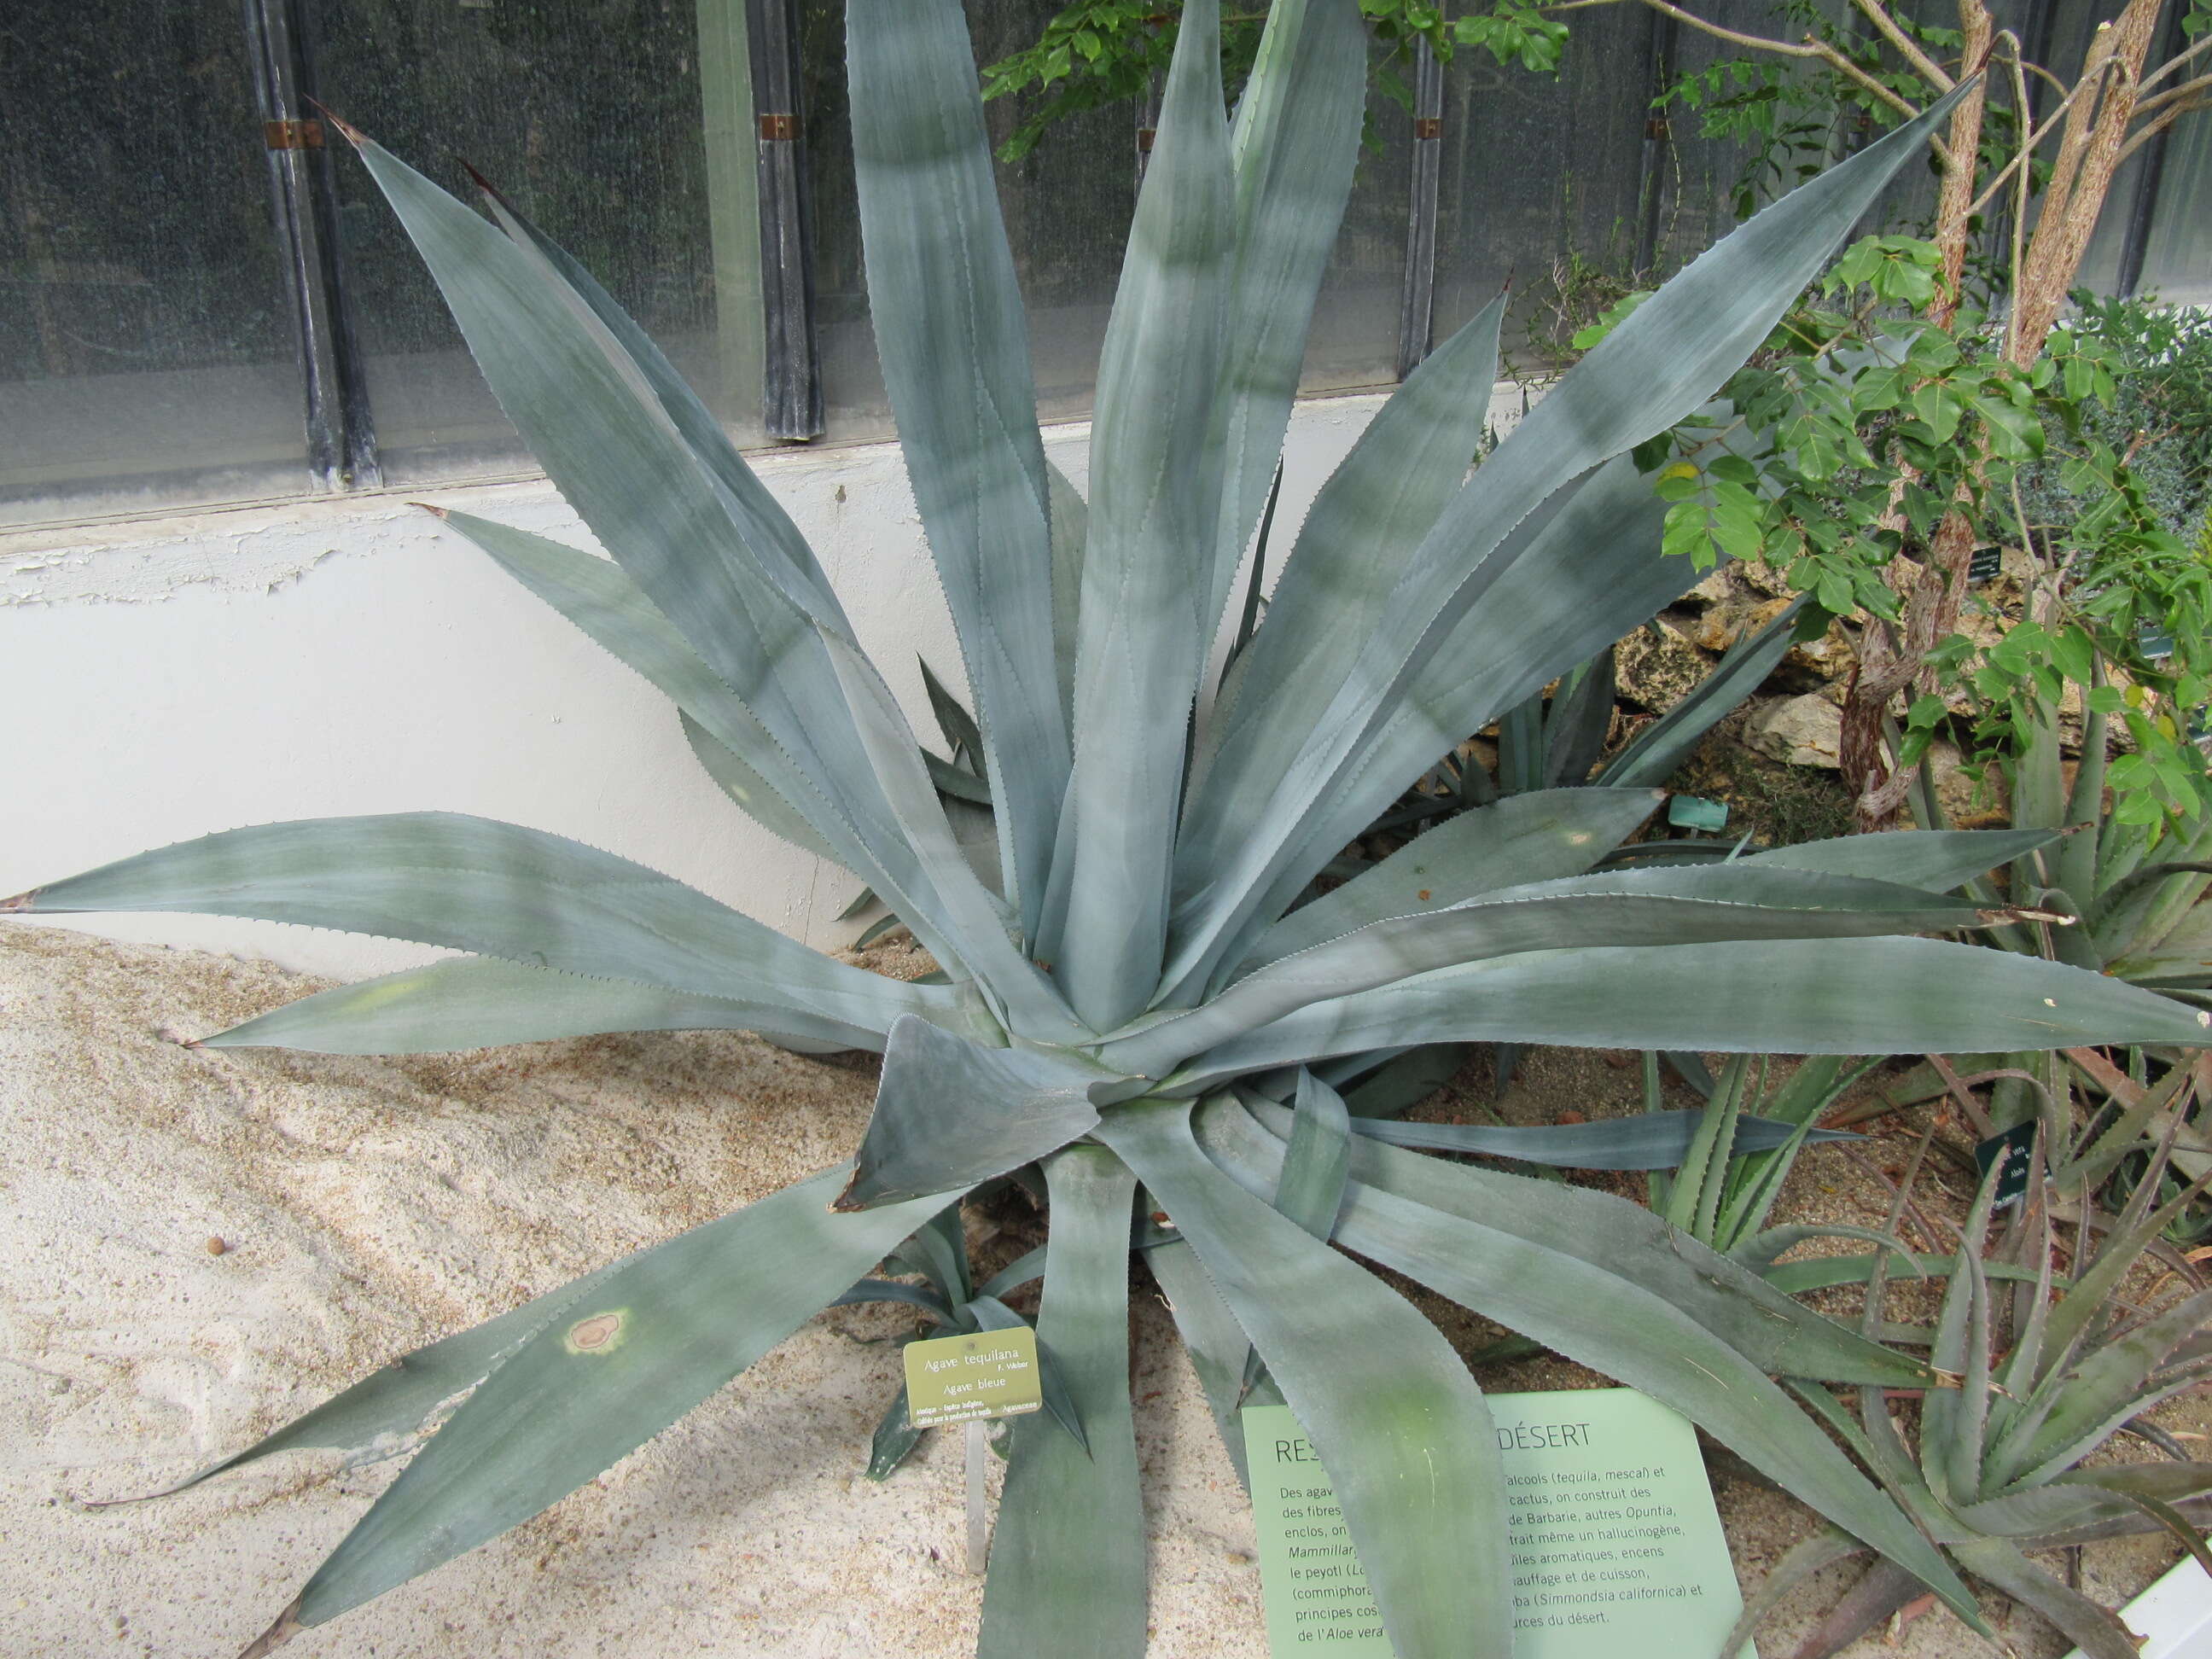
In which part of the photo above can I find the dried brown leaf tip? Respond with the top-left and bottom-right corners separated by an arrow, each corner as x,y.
0,889 -> 36,913
237,1594 -> 306,1658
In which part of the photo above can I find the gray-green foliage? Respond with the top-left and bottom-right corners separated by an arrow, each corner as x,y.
1726,1135 -> 2212,1659
15,6 -> 2212,1655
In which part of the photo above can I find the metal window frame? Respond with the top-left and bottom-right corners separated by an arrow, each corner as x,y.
746,0 -> 824,442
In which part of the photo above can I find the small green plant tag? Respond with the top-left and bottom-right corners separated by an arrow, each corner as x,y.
903,1326 -> 1044,1429
1240,1390 -> 1753,1656
1668,794 -> 1730,833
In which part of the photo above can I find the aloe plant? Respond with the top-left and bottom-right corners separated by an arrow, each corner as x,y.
1726,1133 -> 2212,1659
13,4 -> 2212,1655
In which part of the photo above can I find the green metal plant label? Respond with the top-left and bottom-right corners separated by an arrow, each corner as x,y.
903,1326 -> 1044,1429
1241,1390 -> 1753,1656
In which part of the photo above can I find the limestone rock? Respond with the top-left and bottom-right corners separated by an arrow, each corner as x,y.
1691,595 -> 1793,655
1745,694 -> 1844,769
1615,618 -> 1712,714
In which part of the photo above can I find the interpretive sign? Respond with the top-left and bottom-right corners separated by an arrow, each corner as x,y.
1241,1389 -> 1752,1656
903,1326 -> 1043,1429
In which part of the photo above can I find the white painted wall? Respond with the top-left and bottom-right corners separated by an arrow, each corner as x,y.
2,388 -> 1519,979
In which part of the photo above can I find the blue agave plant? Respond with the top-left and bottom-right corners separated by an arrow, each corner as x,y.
12,3 -> 2209,1654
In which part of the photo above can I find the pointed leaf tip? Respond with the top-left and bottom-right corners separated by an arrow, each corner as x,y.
306,101 -> 364,147
2,889 -> 34,913
237,1594 -> 306,1658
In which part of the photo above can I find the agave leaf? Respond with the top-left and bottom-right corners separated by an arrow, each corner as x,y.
1541,649 -> 1617,789
435,509 -> 858,871
200,955 -> 895,1056
1047,461 -> 1088,727
1340,1044 -> 1469,1119
918,658 -> 987,772
1719,1528 -> 1871,1659
813,630 -> 1087,1043
269,1168 -> 959,1634
358,135 -> 1016,981
963,1295 -> 1089,1455
1143,1233 -> 1257,1488
1047,0 -> 1235,1032
1190,292 -> 1508,813
848,0 -> 1070,941
1115,865 -> 2000,1073
1596,599 -> 1805,788
1214,1095 -> 1946,1390
1238,787 -> 1662,971
681,713 -> 850,870
115,1255 -> 625,1503
868,1382 -> 926,1481
1203,0 -> 1367,628
1170,89 -> 1973,992
1272,1071 -> 1353,1240
835,1016 -> 1103,1211
1194,1099 -> 1981,1626
6,814 -> 963,1044
1749,828 -> 2059,890
1169,937 -> 2212,1091
1097,1099 -> 1508,1659
1348,1108 -> 1856,1170
830,1278 -> 958,1324
979,1148 -> 1144,1659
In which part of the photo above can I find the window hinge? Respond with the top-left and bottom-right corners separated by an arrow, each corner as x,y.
1413,117 -> 1441,140
758,113 -> 799,141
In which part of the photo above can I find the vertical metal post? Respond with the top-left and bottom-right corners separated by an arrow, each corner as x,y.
1136,70 -> 1163,190
1633,6 -> 1680,273
697,0 -> 765,444
745,0 -> 824,441
1395,37 -> 1444,379
242,0 -> 380,492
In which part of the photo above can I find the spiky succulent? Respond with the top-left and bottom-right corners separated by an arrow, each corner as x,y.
13,3 -> 2212,1655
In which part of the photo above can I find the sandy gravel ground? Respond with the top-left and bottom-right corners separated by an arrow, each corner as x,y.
0,923 -> 2192,1656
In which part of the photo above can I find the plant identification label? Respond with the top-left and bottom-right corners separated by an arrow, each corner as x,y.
1240,1389 -> 1753,1656
903,1326 -> 1043,1429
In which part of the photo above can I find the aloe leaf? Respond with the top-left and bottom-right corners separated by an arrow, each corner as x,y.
1996,1289 -> 2212,1490
848,0 -> 1070,942
1351,1109 -> 1855,1170
836,1016 -> 1102,1211
435,509 -> 859,871
1116,865 -> 2000,1073
1596,599 -> 1804,788
1213,1095 -> 1947,1390
1203,0 -> 1366,629
1190,292 -> 1506,812
1169,937 -> 2212,1091
1172,89 -> 1971,990
1238,788 -> 1662,971
979,1148 -> 1144,1659
1749,828 -> 2058,890
1047,0 -> 1234,1032
5,813 -> 968,1044
201,955 -> 888,1056
1950,1537 -> 2145,1659
265,1168 -> 960,1635
1097,1099 -> 1507,1659
1192,1100 -> 1980,1625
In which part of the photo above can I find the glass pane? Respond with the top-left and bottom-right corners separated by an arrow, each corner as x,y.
0,0 -> 309,527
1305,84 -> 1413,393
1432,12 -> 1652,373
802,0 -> 1138,441
314,0 -> 750,481
2133,107 -> 2211,306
